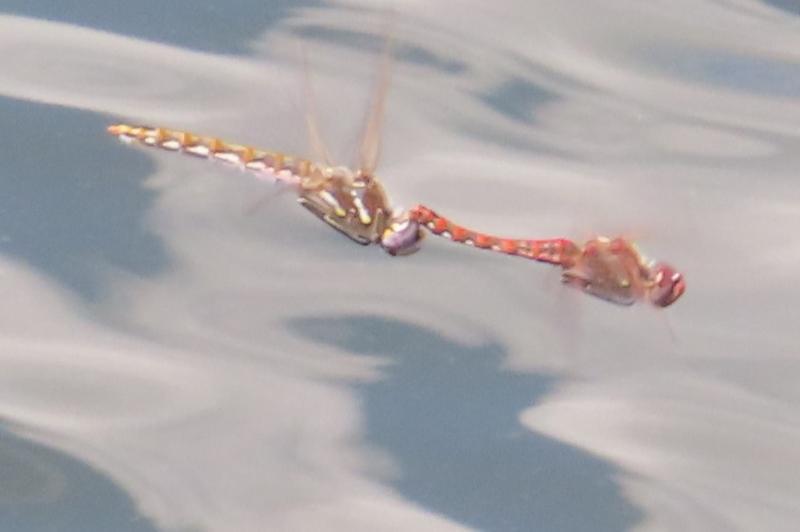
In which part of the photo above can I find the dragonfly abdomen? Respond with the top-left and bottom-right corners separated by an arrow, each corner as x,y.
107,124 -> 314,186
409,205 -> 579,266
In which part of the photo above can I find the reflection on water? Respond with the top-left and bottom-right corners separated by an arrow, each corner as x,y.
0,428 -> 158,532
0,0 -> 316,54
0,97 -> 166,300
0,1 -> 799,531
292,25 -> 469,74
290,314 -> 641,532
764,0 -> 800,16
646,49 -> 800,98
479,76 -> 556,127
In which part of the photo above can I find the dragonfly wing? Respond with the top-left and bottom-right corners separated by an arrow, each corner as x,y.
243,181 -> 296,217
561,266 -> 637,306
357,31 -> 394,177
302,48 -> 334,167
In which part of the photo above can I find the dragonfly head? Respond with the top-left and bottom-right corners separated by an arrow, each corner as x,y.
380,213 -> 424,256
648,263 -> 686,307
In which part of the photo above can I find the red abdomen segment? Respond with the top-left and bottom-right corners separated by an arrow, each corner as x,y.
409,205 -> 580,267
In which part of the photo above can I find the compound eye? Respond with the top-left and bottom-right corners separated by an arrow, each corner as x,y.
380,219 -> 424,256
649,263 -> 686,307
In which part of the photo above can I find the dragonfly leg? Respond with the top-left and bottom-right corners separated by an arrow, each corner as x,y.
561,266 -> 636,306
297,197 -> 371,245
561,268 -> 591,291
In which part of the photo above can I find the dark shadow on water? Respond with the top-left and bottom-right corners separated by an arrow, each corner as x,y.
762,0 -> 800,16
647,48 -> 800,98
478,77 -> 556,125
0,427 -> 160,532
0,0 -> 319,56
291,25 -> 468,74
0,96 -> 169,300
288,314 -> 642,532
458,75 -> 570,158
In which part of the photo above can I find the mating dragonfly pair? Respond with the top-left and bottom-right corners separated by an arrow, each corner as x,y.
107,56 -> 684,308
108,123 -> 684,308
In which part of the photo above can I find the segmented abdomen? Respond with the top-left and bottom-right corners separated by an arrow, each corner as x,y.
409,205 -> 580,267
107,124 -> 315,187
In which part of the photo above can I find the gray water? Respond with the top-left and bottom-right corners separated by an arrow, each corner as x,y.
0,1 -> 799,531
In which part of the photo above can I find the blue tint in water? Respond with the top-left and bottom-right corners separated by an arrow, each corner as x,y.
763,0 -> 800,16
479,77 -> 556,125
0,0 -> 317,55
0,97 -> 168,300
289,315 -> 642,532
649,49 -> 800,98
292,25 -> 469,74
2,1 -> 799,530
0,428 -> 159,532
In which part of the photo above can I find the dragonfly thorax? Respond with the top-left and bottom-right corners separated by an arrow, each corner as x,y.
297,169 -> 392,245
319,165 -> 355,181
296,169 -> 424,255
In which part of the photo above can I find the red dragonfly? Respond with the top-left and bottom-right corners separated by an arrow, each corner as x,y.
408,205 -> 685,307
105,130 -> 684,307
107,44 -> 684,307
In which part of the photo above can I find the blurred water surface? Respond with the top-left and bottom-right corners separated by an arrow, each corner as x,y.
0,1 -> 799,531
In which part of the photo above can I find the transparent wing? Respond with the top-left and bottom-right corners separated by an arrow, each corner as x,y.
302,46 -> 333,167
243,181 -> 296,217
357,28 -> 395,178
561,259 -> 638,306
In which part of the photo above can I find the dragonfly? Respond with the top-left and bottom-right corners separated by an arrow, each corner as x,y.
105,127 -> 685,307
107,44 -> 685,308
107,122 -> 424,256
108,40 -> 425,257
408,205 -> 686,307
